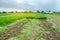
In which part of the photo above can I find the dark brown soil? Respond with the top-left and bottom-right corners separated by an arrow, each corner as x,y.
38,19 -> 60,40
0,19 -> 31,40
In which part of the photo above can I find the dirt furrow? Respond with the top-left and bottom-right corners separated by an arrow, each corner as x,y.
39,19 -> 60,40
0,19 -> 31,40
47,16 -> 60,40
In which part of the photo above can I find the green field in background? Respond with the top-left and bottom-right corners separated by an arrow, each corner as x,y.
0,13 -> 46,27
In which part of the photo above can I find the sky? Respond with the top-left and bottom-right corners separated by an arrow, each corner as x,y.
0,0 -> 60,12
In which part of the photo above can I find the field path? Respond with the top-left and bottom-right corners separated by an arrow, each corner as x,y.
0,19 -> 31,40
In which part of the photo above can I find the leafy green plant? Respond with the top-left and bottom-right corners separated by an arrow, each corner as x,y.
36,37 -> 45,40
51,26 -> 60,32
0,13 -> 47,27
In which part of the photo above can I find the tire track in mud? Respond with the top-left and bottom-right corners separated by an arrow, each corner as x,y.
0,19 -> 31,40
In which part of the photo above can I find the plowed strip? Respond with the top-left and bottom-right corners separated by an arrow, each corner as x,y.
39,19 -> 60,40
0,19 -> 31,40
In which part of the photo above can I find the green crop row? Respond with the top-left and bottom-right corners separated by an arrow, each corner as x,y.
0,13 -> 47,27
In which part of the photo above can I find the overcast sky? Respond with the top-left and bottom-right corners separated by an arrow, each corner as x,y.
0,0 -> 60,12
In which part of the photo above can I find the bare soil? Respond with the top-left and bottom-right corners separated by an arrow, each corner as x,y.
0,19 -> 31,40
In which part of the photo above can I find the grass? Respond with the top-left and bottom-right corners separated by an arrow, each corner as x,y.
8,19 -> 46,40
0,13 -> 46,33
51,26 -> 60,32
0,19 -> 26,32
0,13 -> 46,27
0,13 -> 60,40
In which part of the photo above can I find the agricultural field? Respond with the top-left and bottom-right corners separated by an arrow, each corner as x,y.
0,12 -> 60,40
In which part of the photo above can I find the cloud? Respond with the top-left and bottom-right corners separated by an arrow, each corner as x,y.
0,8 -> 26,12
0,0 -> 60,11
54,0 -> 60,11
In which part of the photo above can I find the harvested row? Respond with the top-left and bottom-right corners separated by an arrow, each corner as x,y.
0,19 -> 31,40
46,14 -> 60,27
47,15 -> 60,40
38,19 -> 60,40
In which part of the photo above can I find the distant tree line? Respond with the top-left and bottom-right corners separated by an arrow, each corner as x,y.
0,10 -> 60,14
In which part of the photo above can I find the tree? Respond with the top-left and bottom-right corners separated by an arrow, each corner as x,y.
41,11 -> 44,13
48,11 -> 51,13
11,11 -> 14,13
53,11 -> 56,13
24,11 -> 28,13
29,10 -> 33,13
37,10 -> 40,13
2,11 -> 6,13
41,11 -> 46,14
15,11 -> 18,13
0,12 -> 1,13
41,11 -> 45,13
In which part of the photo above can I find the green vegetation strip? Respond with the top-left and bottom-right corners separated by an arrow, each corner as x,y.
0,19 -> 26,32
0,13 -> 46,27
51,26 -> 60,32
